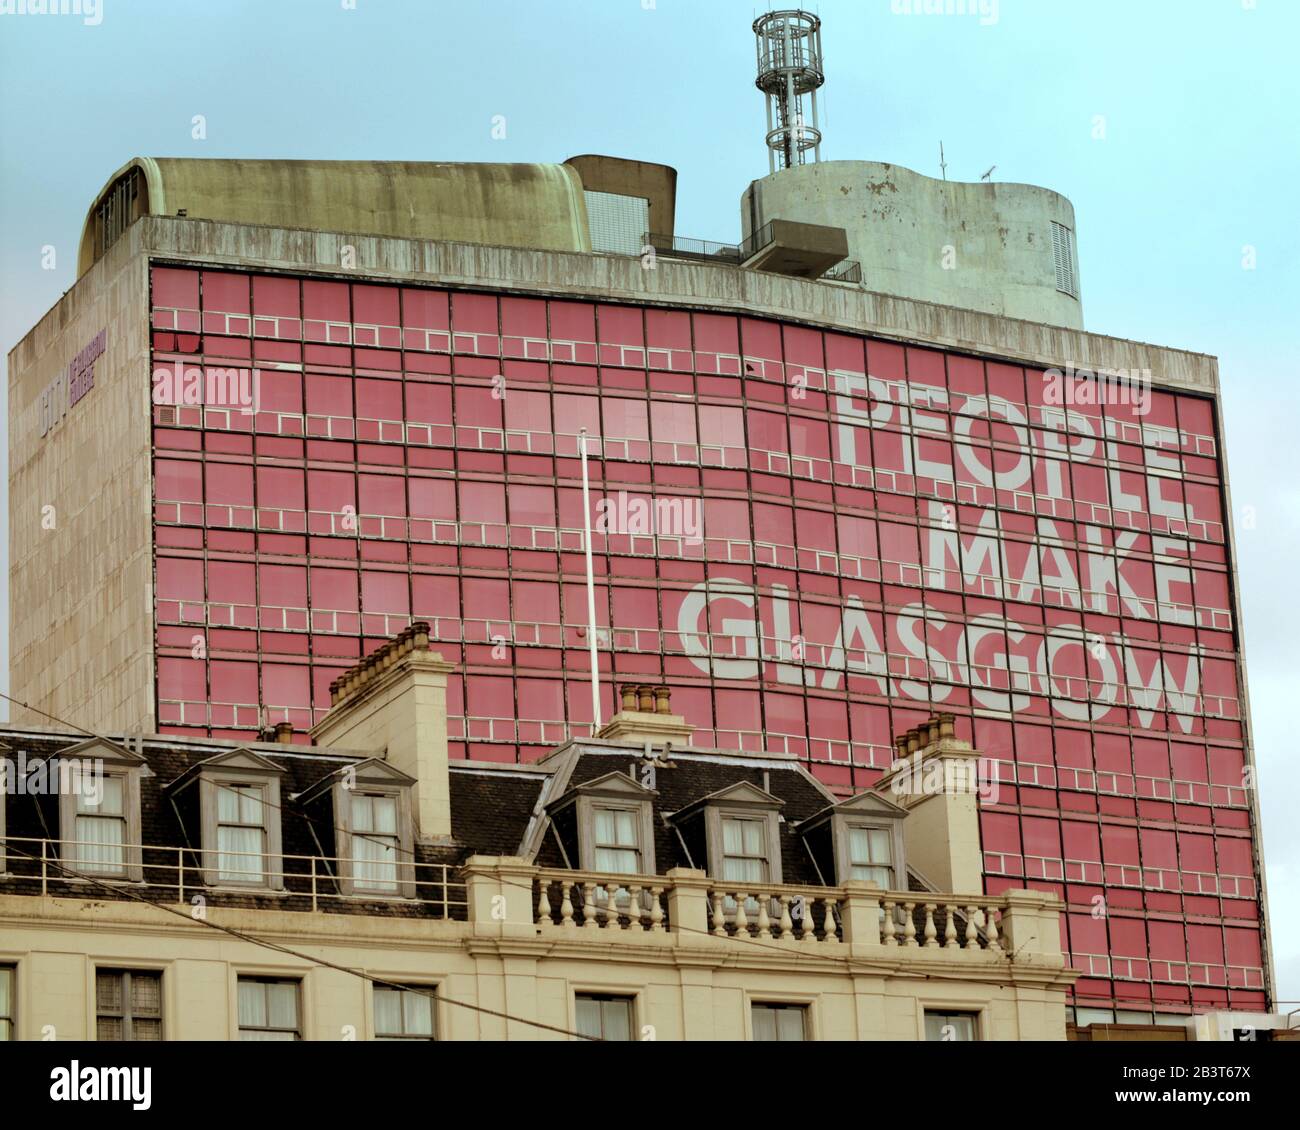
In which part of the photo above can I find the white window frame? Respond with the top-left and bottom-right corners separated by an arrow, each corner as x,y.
372,984 -> 437,1040
236,976 -> 301,1040
194,751 -> 285,891
574,992 -> 636,1041
333,769 -> 416,899
751,1001 -> 809,1042
56,741 -> 147,883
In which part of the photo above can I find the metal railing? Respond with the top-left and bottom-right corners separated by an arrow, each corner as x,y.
0,835 -> 466,920
645,233 -> 743,264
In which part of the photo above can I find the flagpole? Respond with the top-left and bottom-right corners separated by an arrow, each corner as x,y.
578,427 -> 602,731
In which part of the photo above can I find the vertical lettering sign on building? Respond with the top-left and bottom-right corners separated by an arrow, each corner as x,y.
38,328 -> 106,437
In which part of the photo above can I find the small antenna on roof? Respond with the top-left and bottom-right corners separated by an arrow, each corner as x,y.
939,141 -> 947,181
981,165 -> 996,182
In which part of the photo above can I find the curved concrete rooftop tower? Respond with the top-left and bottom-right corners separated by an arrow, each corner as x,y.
742,160 -> 1084,329
78,157 -> 594,276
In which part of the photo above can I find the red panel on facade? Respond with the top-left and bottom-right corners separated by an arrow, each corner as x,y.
148,267 -> 1259,1015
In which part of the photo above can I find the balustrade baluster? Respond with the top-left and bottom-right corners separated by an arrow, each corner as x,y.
536,881 -> 552,926
559,881 -> 575,928
944,904 -> 959,948
756,895 -> 772,939
965,905 -> 979,949
778,895 -> 793,938
902,902 -> 917,946
986,906 -> 1001,951
582,882 -> 598,929
649,887 -> 665,932
800,896 -> 817,942
923,903 -> 938,947
822,897 -> 839,943
711,890 -> 727,936
605,883 -> 622,928
883,900 -> 897,946
734,892 -> 750,934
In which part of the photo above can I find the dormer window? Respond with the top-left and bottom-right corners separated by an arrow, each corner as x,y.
671,781 -> 786,888
721,815 -> 772,885
845,825 -> 894,888
592,805 -> 643,874
168,749 -> 286,890
57,739 -> 147,882
216,784 -> 268,883
300,759 -> 416,899
795,791 -> 907,890
546,771 -> 656,877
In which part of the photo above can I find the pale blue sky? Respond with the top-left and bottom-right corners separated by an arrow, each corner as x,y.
2,0 -> 1297,1007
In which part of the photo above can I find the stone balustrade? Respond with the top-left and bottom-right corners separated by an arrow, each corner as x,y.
471,859 -> 1063,961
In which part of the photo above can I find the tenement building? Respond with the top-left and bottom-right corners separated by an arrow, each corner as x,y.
5,147 -> 1275,1028
1,631 -> 1075,1040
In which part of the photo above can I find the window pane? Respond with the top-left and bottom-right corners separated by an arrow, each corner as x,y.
237,981 -> 266,1028
77,775 -> 124,815
353,832 -> 398,890
97,1017 -> 124,1040
594,847 -> 639,873
374,988 -> 402,1035
575,997 -> 603,1040
131,974 -> 162,1017
96,972 -> 123,1013
371,796 -> 398,835
722,818 -> 743,854
600,999 -> 632,1042
403,991 -> 434,1037
218,825 -> 263,880
575,995 -> 632,1041
752,1006 -> 776,1042
76,815 -> 125,871
217,785 -> 240,822
133,1018 -> 162,1041
612,809 -> 636,846
925,1012 -> 977,1041
267,983 -> 298,1029
776,1009 -> 805,1041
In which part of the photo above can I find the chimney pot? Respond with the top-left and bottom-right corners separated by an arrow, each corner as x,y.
939,713 -> 956,740
906,728 -> 920,755
653,686 -> 671,715
637,685 -> 655,713
274,721 -> 293,745
411,621 -> 431,650
621,684 -> 638,712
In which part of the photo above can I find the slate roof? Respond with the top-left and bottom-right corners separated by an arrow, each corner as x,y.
535,746 -> 835,885
0,728 -> 916,927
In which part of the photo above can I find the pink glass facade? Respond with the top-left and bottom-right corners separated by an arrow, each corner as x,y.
148,265 -> 1265,1015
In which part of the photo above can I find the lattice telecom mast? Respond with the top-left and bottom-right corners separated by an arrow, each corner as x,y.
754,9 -> 825,173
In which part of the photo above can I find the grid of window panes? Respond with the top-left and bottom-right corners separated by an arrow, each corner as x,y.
149,266 -> 1261,1017
96,970 -> 162,1041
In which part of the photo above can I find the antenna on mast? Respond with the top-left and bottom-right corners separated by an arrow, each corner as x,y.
754,10 -> 825,174
939,141 -> 948,181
